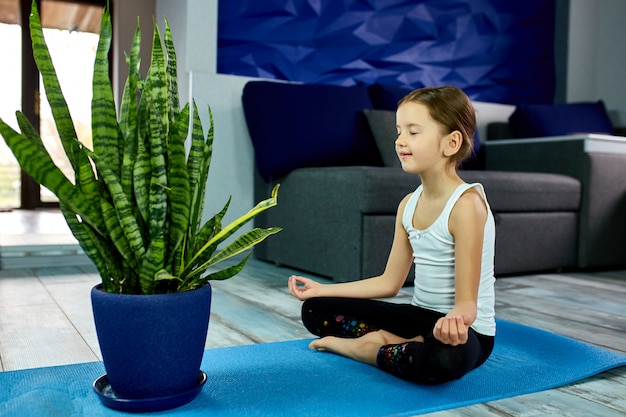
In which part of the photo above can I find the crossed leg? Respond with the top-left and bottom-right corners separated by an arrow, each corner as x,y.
300,297 -> 493,383
309,329 -> 425,365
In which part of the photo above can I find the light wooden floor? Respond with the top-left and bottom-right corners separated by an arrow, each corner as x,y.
0,210 -> 625,416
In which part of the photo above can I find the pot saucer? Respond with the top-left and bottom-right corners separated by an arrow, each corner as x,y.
93,371 -> 207,413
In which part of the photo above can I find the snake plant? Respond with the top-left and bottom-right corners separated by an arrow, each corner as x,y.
0,3 -> 281,294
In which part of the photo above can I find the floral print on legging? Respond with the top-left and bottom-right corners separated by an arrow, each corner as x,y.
377,342 -> 415,380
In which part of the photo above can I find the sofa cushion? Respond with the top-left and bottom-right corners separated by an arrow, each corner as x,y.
508,101 -> 615,139
242,81 -> 382,182
486,122 -> 514,140
460,171 -> 580,212
363,109 -> 401,168
364,109 -> 482,168
368,83 -> 414,111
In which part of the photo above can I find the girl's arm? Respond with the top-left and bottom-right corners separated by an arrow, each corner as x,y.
434,188 -> 488,345
288,194 -> 414,301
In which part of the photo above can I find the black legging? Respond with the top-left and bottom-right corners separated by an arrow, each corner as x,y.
301,297 -> 494,384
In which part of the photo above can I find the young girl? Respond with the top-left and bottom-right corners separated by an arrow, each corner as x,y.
288,86 -> 495,384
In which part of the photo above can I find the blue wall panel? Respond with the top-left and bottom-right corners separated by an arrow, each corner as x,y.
217,0 -> 556,104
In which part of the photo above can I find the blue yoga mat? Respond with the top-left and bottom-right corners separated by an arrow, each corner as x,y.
1,319 -> 625,416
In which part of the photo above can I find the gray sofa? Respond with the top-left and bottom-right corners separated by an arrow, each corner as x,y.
484,98 -> 626,270
254,167 -> 579,282
486,131 -> 626,270
243,81 -> 582,282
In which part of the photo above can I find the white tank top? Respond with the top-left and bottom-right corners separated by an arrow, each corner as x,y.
402,183 -> 496,336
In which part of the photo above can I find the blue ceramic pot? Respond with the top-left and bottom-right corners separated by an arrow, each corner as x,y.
91,284 -> 212,400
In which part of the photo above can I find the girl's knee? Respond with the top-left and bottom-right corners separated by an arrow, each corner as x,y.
301,299 -> 324,335
376,341 -> 469,384
301,298 -> 346,336
418,347 -> 467,383
376,342 -> 421,381
301,299 -> 378,338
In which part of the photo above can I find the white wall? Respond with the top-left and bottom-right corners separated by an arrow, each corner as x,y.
595,0 -> 626,114
156,0 -> 257,228
567,0 -> 626,112
112,0 -> 156,105
566,0 -> 598,103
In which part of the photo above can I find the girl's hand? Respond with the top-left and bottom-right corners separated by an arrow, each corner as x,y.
288,275 -> 322,300
433,315 -> 469,346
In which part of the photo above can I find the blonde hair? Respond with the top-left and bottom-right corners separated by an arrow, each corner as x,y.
398,86 -> 476,166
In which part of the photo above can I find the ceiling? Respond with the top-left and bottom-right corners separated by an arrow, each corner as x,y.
0,0 -> 103,34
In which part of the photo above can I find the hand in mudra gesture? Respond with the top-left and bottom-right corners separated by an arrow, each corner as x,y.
433,315 -> 471,346
288,275 -> 322,300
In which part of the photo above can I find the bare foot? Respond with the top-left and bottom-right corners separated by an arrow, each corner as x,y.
308,331 -> 425,366
308,332 -> 393,365
309,336 -> 341,352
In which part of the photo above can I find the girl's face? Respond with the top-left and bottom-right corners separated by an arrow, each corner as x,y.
395,101 -> 446,174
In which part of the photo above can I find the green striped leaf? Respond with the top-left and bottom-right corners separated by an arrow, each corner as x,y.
166,104 -> 191,269
29,3 -> 81,176
193,196 -> 229,255
183,227 -> 281,283
133,117 -> 151,224
15,109 -> 44,148
193,253 -> 252,286
0,116 -> 103,233
190,184 -> 279,265
146,20 -> 168,145
92,7 -> 123,176
187,102 -> 213,244
119,20 -> 141,197
180,185 -> 280,281
74,151 -> 104,227
145,96 -> 168,240
119,19 -> 141,139
144,22 -> 169,251
100,198 -> 139,271
88,150 -> 146,266
182,196 -> 229,276
207,227 -> 281,269
60,203 -> 123,293
28,3 -> 104,233
139,234 -> 166,294
164,19 -> 179,123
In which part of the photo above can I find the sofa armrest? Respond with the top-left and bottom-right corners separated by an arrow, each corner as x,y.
484,134 -> 626,268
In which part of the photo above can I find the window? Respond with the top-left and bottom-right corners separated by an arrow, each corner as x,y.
0,0 -> 105,209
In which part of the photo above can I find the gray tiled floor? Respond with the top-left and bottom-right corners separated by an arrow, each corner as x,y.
0,209 -> 90,269
0,209 -> 78,246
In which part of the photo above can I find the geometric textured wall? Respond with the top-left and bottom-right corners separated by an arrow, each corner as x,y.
217,0 -> 556,105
